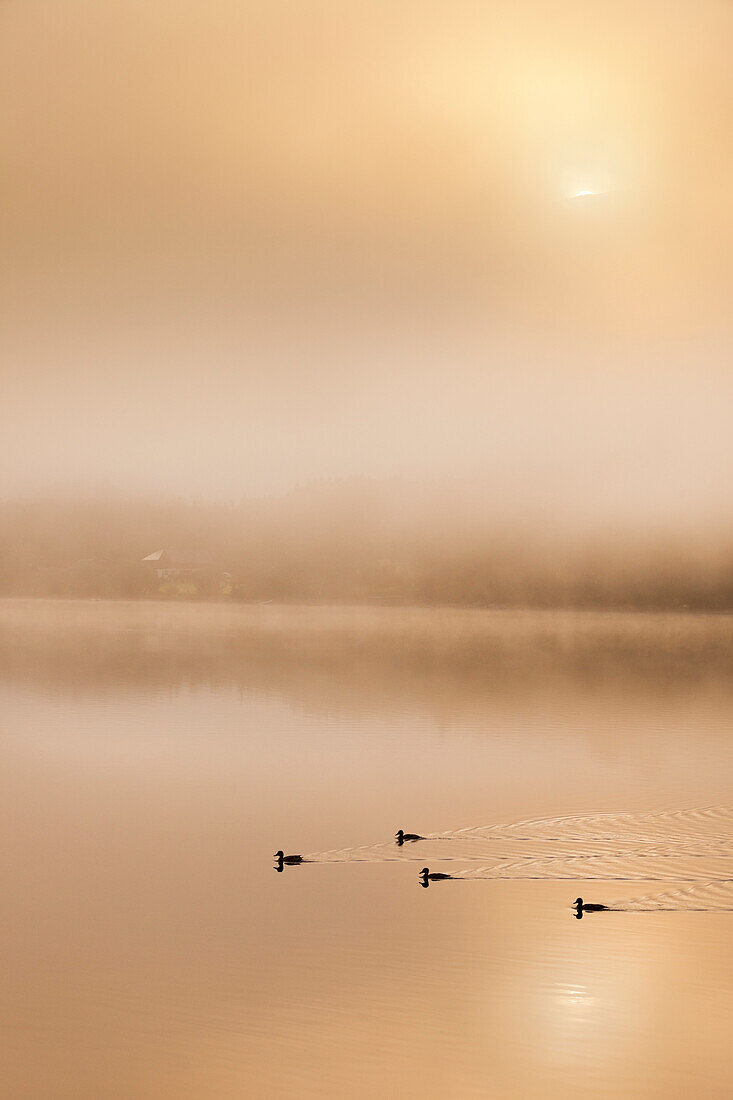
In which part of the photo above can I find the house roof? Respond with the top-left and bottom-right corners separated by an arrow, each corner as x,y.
141,548 -> 215,570
141,549 -> 169,562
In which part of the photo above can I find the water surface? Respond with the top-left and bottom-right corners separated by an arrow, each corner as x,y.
1,600 -> 731,1098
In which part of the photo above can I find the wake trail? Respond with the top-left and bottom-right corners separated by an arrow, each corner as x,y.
430,806 -> 732,845
294,808 -> 733,913
448,852 -> 733,882
599,880 -> 733,912
301,808 -> 731,866
302,841 -> 733,866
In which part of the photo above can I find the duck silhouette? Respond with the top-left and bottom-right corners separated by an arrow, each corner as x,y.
395,829 -> 424,846
419,867 -> 452,888
573,896 -> 609,918
274,850 -> 305,872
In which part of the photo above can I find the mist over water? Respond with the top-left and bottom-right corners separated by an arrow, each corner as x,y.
4,488 -> 733,609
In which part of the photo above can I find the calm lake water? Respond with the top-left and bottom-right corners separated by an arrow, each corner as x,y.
1,600 -> 732,1099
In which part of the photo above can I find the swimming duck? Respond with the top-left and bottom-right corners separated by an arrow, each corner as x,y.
395,829 -> 424,846
419,867 -> 452,888
573,896 -> 609,918
274,850 -> 305,872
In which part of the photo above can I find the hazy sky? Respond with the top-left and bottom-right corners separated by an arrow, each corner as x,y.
1,0 -> 732,520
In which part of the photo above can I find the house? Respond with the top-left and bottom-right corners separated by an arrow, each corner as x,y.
141,549 -> 203,582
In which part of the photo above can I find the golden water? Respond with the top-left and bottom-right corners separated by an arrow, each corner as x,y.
1,601 -> 731,1098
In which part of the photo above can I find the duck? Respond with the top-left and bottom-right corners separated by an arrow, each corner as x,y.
573,896 -> 609,918
419,867 -> 452,888
395,829 -> 424,846
274,850 -> 305,872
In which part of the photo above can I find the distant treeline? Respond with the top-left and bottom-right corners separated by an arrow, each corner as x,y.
1,486 -> 733,610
